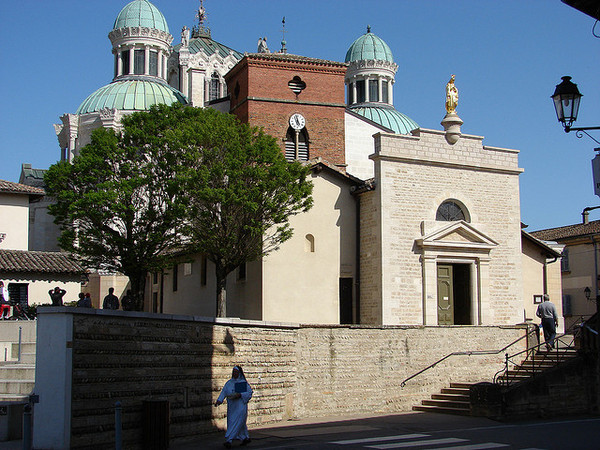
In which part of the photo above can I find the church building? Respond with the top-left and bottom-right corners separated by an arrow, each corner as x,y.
49,0 -> 562,327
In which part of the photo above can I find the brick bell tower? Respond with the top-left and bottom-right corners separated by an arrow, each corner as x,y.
225,53 -> 348,168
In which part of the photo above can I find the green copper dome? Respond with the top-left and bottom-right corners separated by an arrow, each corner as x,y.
76,79 -> 187,114
345,26 -> 394,63
351,105 -> 418,134
113,0 -> 169,33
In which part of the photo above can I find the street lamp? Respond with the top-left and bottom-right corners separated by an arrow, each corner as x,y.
552,76 -> 600,141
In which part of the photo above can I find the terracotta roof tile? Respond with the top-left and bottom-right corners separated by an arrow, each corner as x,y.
0,180 -> 44,196
0,250 -> 85,274
531,219 -> 600,241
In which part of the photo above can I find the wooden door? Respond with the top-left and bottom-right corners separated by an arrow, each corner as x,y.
437,265 -> 454,325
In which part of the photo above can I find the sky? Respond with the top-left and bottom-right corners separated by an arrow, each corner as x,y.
1,0 -> 599,231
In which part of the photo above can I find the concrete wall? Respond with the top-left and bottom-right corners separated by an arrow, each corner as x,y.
31,309 -> 527,449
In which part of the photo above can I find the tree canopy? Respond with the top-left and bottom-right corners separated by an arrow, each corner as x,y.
45,103 -> 313,315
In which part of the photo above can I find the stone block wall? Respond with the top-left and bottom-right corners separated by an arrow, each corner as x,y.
32,309 -> 528,449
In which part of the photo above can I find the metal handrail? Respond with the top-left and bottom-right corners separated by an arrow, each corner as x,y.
400,326 -> 537,388
493,317 -> 597,387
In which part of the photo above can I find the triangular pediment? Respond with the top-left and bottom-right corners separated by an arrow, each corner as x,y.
417,221 -> 498,251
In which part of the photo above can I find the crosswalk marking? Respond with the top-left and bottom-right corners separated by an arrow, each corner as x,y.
366,437 -> 468,449
429,443 -> 509,450
330,434 -> 430,445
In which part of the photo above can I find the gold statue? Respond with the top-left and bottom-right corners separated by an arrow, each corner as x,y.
445,74 -> 458,114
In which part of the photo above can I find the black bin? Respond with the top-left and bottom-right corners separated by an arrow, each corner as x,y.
143,400 -> 170,449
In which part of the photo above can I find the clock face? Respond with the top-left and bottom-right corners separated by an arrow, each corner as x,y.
289,113 -> 305,130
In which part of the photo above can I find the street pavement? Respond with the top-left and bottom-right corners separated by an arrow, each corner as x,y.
2,411 -> 599,449
171,411 -> 600,450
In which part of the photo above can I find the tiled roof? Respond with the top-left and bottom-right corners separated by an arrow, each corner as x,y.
530,219 -> 600,241
0,250 -> 85,274
0,180 -> 44,196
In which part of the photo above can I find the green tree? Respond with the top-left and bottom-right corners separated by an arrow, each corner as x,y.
45,104 -> 313,316
45,104 -> 193,310
180,107 -> 313,317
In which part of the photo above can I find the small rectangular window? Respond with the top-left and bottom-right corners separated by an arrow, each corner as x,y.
561,248 -> 570,272
382,81 -> 389,103
121,51 -> 130,75
201,255 -> 207,286
237,263 -> 246,281
369,80 -> 378,102
356,80 -> 365,103
347,84 -> 354,105
7,283 -> 28,306
173,264 -> 178,292
149,50 -> 158,76
153,272 -> 158,284
134,49 -> 145,75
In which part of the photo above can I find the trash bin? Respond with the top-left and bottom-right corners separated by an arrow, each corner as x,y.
143,400 -> 169,450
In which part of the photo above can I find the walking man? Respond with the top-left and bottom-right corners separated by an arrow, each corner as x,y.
536,294 -> 559,351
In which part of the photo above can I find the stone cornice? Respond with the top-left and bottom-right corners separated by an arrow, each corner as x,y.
109,26 -> 173,47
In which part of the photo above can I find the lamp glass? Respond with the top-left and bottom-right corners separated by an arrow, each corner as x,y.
551,76 -> 582,129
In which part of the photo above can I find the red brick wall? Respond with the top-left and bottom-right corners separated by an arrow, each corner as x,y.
226,55 -> 347,167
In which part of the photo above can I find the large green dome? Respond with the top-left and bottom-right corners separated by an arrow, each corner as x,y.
113,0 -> 169,33
351,105 -> 418,134
345,27 -> 394,63
76,79 -> 187,114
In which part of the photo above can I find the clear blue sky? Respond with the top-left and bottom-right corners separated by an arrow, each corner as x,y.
1,0 -> 599,231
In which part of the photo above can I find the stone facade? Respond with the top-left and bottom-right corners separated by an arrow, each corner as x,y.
359,129 -> 524,326
32,309 -> 527,449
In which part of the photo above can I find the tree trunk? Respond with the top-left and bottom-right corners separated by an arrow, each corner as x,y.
215,266 -> 227,317
127,272 -> 147,312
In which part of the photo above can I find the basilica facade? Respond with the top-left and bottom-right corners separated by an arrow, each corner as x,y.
49,0 -> 562,327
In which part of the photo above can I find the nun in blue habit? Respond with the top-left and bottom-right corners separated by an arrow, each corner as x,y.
214,365 -> 253,448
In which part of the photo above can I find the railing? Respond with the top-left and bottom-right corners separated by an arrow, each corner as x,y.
400,325 -> 538,388
493,317 -> 595,387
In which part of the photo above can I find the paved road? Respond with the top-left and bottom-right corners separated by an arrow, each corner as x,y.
2,412 -> 598,449
173,412 -> 600,450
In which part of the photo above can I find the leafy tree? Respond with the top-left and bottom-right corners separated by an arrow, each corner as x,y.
46,104 -> 313,316
45,104 -> 193,310
179,108 -> 313,317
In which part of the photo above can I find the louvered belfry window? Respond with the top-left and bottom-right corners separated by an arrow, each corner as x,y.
285,127 -> 309,161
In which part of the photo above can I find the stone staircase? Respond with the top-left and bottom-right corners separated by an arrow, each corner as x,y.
0,322 -> 36,402
0,342 -> 36,402
413,346 -> 580,416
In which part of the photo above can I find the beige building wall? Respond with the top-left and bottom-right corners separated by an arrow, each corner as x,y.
562,240 -> 598,325
361,129 -> 523,326
156,168 -> 357,324
0,193 -> 29,251
262,169 -> 357,324
521,237 -> 564,332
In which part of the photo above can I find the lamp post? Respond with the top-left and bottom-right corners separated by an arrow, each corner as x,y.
552,76 -> 600,198
552,76 -> 600,140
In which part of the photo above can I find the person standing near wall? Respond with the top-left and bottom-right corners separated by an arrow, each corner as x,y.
214,365 -> 253,448
0,281 -> 9,319
102,287 -> 120,310
48,287 -> 66,306
537,294 -> 559,351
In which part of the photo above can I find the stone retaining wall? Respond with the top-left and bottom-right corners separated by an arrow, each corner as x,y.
32,309 -> 528,449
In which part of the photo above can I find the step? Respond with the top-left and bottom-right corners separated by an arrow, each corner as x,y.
0,393 -> 29,402
421,399 -> 470,409
441,387 -> 469,395
412,405 -> 471,416
11,342 -> 36,356
0,365 -> 35,381
0,381 -> 34,395
449,382 -> 475,389
431,393 -> 469,402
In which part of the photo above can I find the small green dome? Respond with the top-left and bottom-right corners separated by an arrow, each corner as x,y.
113,0 -> 169,33
77,79 -> 187,114
345,26 -> 394,63
351,105 -> 418,135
